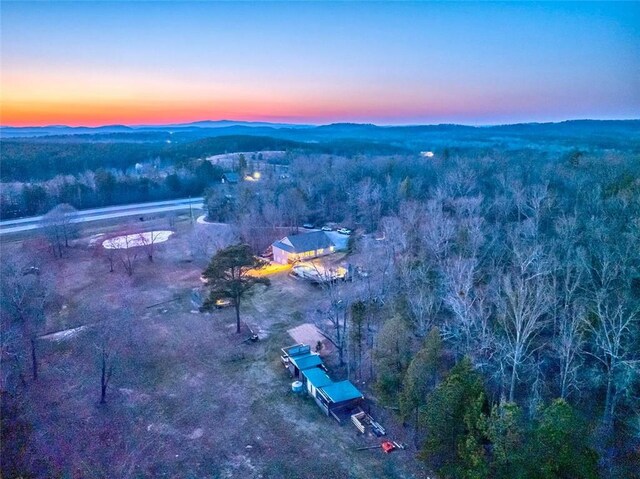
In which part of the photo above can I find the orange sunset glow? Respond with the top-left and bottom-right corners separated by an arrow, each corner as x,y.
1,2 -> 638,125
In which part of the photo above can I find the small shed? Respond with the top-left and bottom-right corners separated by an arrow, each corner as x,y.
280,343 -> 365,423
301,367 -> 333,397
281,344 -> 324,378
316,380 -> 365,420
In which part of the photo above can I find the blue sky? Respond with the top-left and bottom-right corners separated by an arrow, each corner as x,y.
2,1 -> 639,125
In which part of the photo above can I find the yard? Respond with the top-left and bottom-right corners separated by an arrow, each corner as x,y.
2,215 -> 428,479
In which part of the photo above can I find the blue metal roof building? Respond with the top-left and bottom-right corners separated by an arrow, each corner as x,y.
319,380 -> 365,404
289,353 -> 324,371
281,344 -> 325,378
301,367 -> 334,397
281,343 -> 364,422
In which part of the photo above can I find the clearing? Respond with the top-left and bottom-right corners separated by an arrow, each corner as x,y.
2,214 -> 428,478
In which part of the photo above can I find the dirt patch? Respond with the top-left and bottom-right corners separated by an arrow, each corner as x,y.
103,230 -> 174,249
287,323 -> 334,356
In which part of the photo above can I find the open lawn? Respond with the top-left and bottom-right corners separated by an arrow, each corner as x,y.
2,217 -> 428,479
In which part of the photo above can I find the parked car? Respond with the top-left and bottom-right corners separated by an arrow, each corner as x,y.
321,225 -> 333,231
215,298 -> 233,309
337,227 -> 352,235
302,223 -> 314,229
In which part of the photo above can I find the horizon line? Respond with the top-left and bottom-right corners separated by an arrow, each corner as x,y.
1,117 -> 639,130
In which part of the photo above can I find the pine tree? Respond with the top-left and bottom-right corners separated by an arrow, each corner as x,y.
400,327 -> 445,426
201,244 -> 270,333
373,315 -> 413,405
419,357 -> 488,479
484,402 -> 527,479
530,399 -> 599,479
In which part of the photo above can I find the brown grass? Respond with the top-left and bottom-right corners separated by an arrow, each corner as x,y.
2,216 -> 428,478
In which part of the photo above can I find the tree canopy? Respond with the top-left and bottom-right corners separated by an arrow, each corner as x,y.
201,244 -> 270,333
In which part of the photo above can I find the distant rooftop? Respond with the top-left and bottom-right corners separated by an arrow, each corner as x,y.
222,172 -> 240,183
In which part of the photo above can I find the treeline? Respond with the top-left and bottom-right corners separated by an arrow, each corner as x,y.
208,147 -> 640,477
1,134 -> 411,183
0,135 -> 299,182
0,134 -> 411,220
1,159 -> 224,219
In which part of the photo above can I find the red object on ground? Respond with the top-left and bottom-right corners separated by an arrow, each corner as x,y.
381,441 -> 396,453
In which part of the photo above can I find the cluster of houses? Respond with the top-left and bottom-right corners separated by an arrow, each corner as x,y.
281,343 -> 364,422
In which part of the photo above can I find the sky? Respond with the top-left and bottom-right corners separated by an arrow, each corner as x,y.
1,1 -> 639,126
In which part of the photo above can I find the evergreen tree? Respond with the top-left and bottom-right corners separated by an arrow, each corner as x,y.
373,315 -> 413,405
484,402 -> 527,479
400,327 -> 445,426
201,244 -> 270,333
529,399 -> 599,479
419,357 -> 488,479
458,391 -> 489,479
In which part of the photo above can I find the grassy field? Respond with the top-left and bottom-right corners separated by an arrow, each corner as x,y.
2,215 -> 429,479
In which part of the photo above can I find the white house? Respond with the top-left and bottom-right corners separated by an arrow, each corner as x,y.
271,231 -> 335,264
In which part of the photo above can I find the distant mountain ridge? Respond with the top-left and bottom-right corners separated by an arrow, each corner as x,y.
1,118 -> 638,140
0,120 -> 312,138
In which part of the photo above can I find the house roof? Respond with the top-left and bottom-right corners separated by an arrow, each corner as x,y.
289,352 -> 324,371
302,367 -> 333,389
320,380 -> 364,403
222,172 -> 240,183
282,344 -> 311,357
272,231 -> 334,254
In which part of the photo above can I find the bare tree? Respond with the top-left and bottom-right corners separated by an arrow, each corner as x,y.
496,241 -> 552,402
101,238 -> 119,273
139,230 -> 162,262
233,208 -> 279,255
41,203 -> 79,258
352,233 -> 395,304
582,246 -> 639,426
119,234 -> 139,277
397,201 -> 424,254
554,288 -> 586,400
188,225 -> 234,263
314,264 -> 351,366
350,301 -> 366,380
550,219 -> 588,399
279,187 -> 308,231
442,256 -> 492,364
420,199 -> 456,264
398,259 -> 442,337
355,177 -> 383,232
0,256 -> 49,381
79,277 -> 135,404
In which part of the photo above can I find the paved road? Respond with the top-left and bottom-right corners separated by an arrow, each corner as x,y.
0,197 -> 205,235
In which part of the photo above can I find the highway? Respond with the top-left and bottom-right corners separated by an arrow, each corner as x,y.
0,197 -> 204,235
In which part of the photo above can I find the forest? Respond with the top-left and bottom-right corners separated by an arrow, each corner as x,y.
207,143 -> 640,477
1,122 -> 639,478
2,120 -> 638,220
